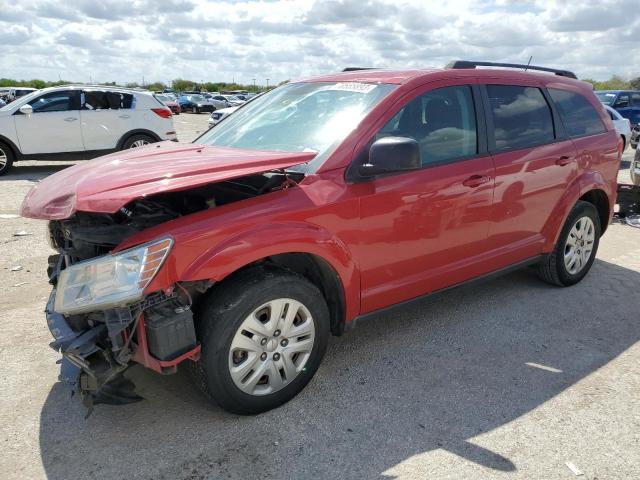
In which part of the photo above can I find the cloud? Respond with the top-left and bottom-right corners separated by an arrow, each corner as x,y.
1,0 -> 639,85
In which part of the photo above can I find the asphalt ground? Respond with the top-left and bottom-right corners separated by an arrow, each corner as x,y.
0,112 -> 638,479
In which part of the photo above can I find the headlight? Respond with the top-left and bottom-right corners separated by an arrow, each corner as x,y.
54,238 -> 173,315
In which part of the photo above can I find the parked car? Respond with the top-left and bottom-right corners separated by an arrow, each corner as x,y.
21,61 -> 620,415
604,105 -> 631,151
221,94 -> 245,106
0,85 -> 176,175
630,124 -> 639,150
632,145 -> 640,186
7,87 -> 37,103
155,94 -> 181,115
0,97 -> 5,108
178,94 -> 216,113
208,105 -> 239,128
0,87 -> 11,102
595,90 -> 640,127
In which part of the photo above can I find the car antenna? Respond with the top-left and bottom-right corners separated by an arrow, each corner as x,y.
524,55 -> 533,72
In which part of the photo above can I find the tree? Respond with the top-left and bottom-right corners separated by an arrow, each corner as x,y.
630,77 -> 640,90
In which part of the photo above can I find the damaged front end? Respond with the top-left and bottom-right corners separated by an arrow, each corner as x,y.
35,166 -> 304,414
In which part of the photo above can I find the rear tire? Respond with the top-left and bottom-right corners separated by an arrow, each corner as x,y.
122,134 -> 154,149
189,266 -> 330,415
0,142 -> 15,176
537,201 -> 600,286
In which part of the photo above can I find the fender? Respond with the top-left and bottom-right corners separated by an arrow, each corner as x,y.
0,134 -> 21,158
541,170 -> 611,251
181,221 -> 360,322
116,129 -> 162,149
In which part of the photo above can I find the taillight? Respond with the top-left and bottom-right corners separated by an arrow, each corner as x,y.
151,108 -> 172,118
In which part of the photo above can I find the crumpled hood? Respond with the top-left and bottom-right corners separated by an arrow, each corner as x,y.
21,142 -> 315,220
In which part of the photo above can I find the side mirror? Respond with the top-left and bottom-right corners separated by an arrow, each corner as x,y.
19,104 -> 33,115
359,136 -> 421,177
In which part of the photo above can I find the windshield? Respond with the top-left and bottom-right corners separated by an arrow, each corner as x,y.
156,95 -> 170,102
595,92 -> 617,106
189,95 -> 205,102
198,81 -> 395,173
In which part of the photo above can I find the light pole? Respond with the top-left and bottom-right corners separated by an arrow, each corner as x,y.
266,78 -> 270,89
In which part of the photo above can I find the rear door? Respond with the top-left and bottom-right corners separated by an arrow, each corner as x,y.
14,90 -> 84,154
80,90 -> 134,150
482,81 -> 578,263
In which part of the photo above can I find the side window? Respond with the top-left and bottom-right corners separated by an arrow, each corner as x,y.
375,85 -> 477,166
548,88 -> 606,138
607,110 -> 616,121
83,91 -> 110,110
31,91 -> 77,113
632,93 -> 640,107
614,93 -> 630,108
486,85 -> 554,151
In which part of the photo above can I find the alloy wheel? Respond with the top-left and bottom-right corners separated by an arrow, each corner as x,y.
0,147 -> 6,168
564,216 -> 595,275
130,140 -> 149,148
228,298 -> 315,396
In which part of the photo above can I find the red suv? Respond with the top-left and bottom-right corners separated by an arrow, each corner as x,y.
22,61 -> 621,414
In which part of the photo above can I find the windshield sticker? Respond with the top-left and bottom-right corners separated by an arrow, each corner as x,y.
324,82 -> 377,94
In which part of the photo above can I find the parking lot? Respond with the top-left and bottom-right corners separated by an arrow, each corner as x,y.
0,113 -> 639,479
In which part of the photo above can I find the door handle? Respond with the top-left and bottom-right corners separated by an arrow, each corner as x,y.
462,175 -> 491,188
64,117 -> 78,122
118,115 -> 131,119
556,155 -> 573,166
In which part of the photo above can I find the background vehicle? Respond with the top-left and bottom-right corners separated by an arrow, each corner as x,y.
595,90 -> 640,126
220,94 -> 245,106
178,94 -> 216,113
155,93 -> 181,114
0,98 -> 5,108
22,62 -> 620,415
7,87 -> 37,103
631,145 -> 640,186
208,105 -> 239,128
604,105 -> 631,150
0,85 -> 176,175
631,124 -> 639,150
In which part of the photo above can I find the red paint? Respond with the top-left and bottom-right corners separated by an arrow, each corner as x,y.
23,68 -> 620,344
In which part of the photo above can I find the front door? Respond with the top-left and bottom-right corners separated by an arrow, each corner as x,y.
355,82 -> 496,313
14,90 -> 84,154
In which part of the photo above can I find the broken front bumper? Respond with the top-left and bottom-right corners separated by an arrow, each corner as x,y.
45,287 -> 201,412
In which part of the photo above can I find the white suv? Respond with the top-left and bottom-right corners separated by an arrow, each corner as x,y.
0,86 -> 177,175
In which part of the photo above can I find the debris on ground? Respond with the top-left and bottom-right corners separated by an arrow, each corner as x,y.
10,266 -> 23,272
12,282 -> 28,287
565,462 -> 584,476
625,215 -> 640,229
0,214 -> 20,219
13,230 -> 32,237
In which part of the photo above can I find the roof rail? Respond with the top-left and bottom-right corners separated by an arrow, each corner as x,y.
445,60 -> 577,79
342,67 -> 376,72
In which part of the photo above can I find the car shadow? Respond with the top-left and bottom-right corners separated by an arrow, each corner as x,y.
3,162 -> 77,182
38,258 -> 640,479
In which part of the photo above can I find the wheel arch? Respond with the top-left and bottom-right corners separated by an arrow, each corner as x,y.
0,134 -> 20,159
579,188 -> 610,235
174,222 -> 359,334
116,129 -> 162,150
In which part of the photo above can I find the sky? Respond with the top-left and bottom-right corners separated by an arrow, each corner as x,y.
1,0 -> 639,86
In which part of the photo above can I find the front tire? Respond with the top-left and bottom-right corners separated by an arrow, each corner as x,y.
0,142 -> 14,176
538,201 -> 600,286
190,267 -> 330,414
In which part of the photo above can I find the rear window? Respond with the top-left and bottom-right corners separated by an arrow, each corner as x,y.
486,85 -> 555,151
548,89 -> 606,138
